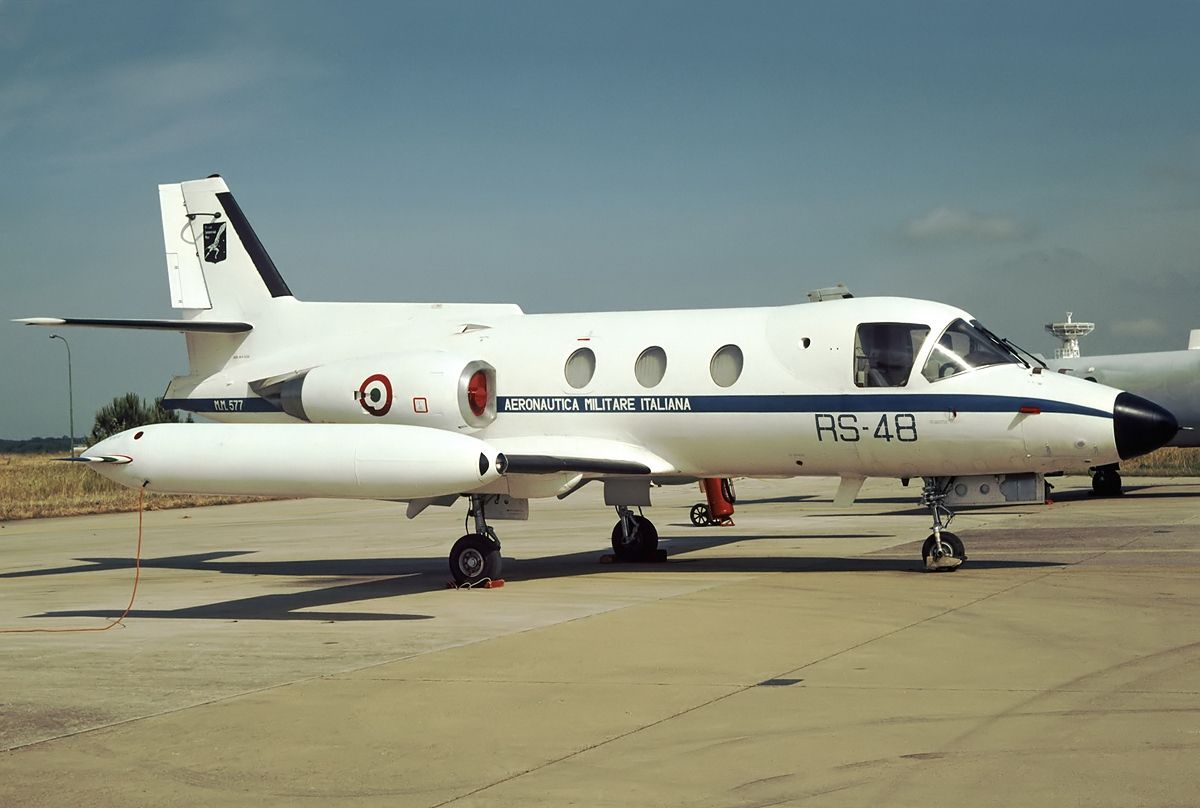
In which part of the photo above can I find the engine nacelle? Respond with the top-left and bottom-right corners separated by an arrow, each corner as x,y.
278,354 -> 496,431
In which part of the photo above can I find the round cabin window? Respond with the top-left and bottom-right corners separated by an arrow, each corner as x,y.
564,347 -> 596,388
710,344 -> 744,387
634,346 -> 667,388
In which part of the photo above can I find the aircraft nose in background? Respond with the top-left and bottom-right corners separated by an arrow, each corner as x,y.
1114,392 -> 1179,459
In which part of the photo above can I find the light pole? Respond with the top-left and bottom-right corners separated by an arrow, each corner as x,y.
49,334 -> 75,457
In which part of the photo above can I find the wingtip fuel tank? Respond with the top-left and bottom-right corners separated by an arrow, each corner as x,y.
84,423 -> 505,500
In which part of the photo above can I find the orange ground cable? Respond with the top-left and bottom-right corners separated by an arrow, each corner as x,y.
1,485 -> 145,634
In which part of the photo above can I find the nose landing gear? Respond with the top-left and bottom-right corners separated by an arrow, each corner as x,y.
920,477 -> 967,571
1091,464 -> 1124,497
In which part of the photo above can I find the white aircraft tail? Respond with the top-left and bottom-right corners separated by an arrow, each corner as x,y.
160,175 -> 294,318
156,175 -> 300,379
18,175 -> 523,385
14,175 -> 282,379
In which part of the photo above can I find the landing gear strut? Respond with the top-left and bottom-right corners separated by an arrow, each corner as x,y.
920,477 -> 967,571
449,495 -> 502,586
610,505 -> 659,562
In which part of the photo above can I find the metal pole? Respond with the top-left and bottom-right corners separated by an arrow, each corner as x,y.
49,334 -> 75,457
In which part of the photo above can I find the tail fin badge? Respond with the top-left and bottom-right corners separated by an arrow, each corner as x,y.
203,222 -> 227,263
357,374 -> 393,417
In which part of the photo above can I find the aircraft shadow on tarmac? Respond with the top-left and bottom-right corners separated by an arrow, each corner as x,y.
1045,484 -> 1200,503
39,576 -> 437,622
13,530 -> 1061,623
732,494 -> 821,505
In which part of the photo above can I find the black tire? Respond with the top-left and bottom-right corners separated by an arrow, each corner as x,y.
721,478 -> 737,505
920,531 -> 966,567
689,503 -> 710,527
611,515 -> 659,561
1092,468 -> 1123,497
449,532 -> 502,585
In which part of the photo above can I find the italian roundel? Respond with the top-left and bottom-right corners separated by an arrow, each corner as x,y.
358,374 -> 393,416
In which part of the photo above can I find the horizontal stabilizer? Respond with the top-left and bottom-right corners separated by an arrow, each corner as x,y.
500,455 -> 651,476
14,317 -> 252,333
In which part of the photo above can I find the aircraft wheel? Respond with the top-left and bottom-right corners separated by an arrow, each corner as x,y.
921,531 -> 966,568
689,503 -> 710,526
1092,468 -> 1123,497
449,532 -> 502,586
611,515 -> 659,561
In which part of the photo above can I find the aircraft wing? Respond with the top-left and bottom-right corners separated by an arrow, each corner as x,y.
14,317 -> 252,333
488,436 -> 678,477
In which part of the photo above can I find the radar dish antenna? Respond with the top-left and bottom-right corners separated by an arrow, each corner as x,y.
1045,312 -> 1095,359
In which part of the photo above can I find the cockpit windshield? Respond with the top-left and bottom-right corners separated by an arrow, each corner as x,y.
921,319 -> 1020,382
853,322 -> 931,387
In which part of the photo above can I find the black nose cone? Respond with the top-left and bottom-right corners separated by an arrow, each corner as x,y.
1114,392 -> 1179,459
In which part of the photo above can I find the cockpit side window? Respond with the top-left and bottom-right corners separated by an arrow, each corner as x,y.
853,323 -> 930,388
921,319 -> 1018,382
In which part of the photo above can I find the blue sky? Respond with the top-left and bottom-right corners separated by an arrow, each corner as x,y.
2,1 -> 1199,438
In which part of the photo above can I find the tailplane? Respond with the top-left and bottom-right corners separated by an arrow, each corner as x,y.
16,175 -> 293,378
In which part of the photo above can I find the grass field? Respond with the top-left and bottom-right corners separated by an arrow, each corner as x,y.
2,446 -> 1196,522
1120,446 -> 1200,476
0,454 -> 268,521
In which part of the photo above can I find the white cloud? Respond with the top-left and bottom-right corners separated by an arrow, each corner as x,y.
1111,318 -> 1168,340
901,206 -> 1031,243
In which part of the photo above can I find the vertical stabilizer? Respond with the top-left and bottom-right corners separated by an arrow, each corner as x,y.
159,175 -> 294,321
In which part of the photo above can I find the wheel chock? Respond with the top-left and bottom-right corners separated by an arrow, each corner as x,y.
924,555 -> 963,572
446,578 -> 506,589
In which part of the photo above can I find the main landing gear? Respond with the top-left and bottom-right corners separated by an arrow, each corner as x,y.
920,477 -> 967,571
449,495 -> 503,586
610,505 -> 661,562
448,492 -> 663,586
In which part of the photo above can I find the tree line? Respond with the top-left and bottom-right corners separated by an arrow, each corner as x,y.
4,394 -> 191,453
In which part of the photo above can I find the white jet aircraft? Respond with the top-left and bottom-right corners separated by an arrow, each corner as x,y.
18,176 -> 1179,583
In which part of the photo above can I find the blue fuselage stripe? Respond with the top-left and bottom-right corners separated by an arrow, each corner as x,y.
162,398 -> 281,413
497,394 -> 1110,417
161,394 -> 1113,419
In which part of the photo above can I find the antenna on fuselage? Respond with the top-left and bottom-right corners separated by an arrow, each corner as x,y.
807,283 -> 854,302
